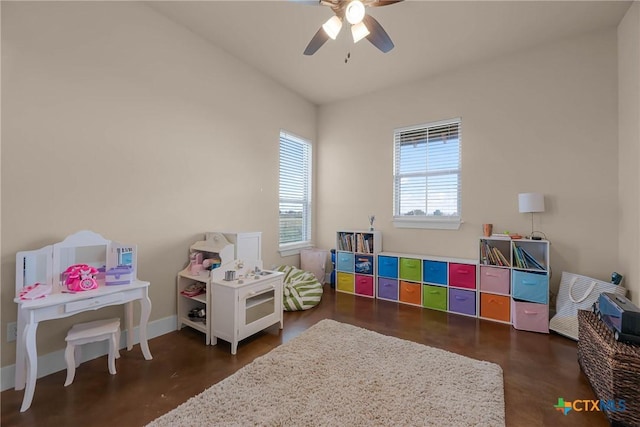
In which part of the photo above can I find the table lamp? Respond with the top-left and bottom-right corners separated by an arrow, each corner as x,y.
518,192 -> 545,239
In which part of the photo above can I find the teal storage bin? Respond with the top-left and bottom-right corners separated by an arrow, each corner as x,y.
512,270 -> 548,304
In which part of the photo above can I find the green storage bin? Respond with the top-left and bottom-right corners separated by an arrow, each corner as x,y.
423,284 -> 447,311
399,257 -> 422,282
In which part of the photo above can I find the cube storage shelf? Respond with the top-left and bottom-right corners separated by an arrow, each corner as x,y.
377,252 -> 478,318
335,230 -> 382,298
332,230 -> 552,333
479,237 -> 550,333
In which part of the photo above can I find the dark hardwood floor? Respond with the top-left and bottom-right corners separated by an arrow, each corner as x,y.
1,285 -> 608,426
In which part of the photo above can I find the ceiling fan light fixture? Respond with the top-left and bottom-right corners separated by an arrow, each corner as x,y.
351,21 -> 370,43
322,15 -> 342,40
345,0 -> 366,25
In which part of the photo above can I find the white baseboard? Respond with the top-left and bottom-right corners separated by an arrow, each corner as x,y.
1,315 -> 177,392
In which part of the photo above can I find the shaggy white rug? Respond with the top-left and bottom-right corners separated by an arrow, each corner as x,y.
147,319 -> 505,426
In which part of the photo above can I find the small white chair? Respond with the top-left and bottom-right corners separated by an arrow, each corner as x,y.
64,318 -> 121,387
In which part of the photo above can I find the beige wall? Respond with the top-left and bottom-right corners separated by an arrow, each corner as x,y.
316,29 -> 620,300
1,2 -> 316,367
618,2 -> 640,305
2,1 -> 636,375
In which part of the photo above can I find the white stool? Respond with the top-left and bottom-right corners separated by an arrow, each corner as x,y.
64,318 -> 121,387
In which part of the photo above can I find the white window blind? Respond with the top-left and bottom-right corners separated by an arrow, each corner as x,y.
279,131 -> 312,247
393,118 -> 461,228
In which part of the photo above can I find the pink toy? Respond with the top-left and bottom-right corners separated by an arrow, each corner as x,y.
63,264 -> 99,292
19,283 -> 52,300
189,252 -> 204,275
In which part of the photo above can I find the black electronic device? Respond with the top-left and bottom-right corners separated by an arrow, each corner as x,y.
593,292 -> 640,344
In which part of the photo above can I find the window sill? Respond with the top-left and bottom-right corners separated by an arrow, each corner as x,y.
393,216 -> 462,230
279,242 -> 313,257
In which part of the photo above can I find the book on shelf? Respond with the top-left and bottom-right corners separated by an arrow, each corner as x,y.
481,240 -> 510,267
513,246 -> 526,269
480,242 -> 488,263
496,249 -> 511,267
338,233 -> 353,252
491,248 -> 503,266
520,248 -> 545,270
339,232 -> 376,254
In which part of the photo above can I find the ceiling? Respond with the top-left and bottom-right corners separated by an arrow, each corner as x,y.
149,1 -> 632,105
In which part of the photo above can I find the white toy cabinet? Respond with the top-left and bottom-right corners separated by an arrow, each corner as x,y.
176,231 -> 270,347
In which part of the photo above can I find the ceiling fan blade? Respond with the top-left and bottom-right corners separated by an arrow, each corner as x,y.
365,0 -> 404,7
304,27 -> 330,55
362,14 -> 394,53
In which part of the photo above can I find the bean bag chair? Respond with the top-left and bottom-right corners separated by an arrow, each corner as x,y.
274,265 -> 323,311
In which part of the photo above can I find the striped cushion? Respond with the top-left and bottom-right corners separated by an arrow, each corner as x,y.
274,265 -> 323,311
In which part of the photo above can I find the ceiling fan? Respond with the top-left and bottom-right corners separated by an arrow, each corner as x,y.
303,0 -> 403,56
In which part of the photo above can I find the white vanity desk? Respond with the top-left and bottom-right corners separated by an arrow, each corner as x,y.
14,230 -> 152,412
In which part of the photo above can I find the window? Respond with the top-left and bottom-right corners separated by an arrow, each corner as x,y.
393,118 -> 461,229
279,131 -> 312,255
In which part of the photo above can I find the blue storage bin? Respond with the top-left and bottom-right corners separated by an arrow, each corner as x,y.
512,270 -> 549,304
336,251 -> 354,272
377,255 -> 398,278
354,254 -> 373,275
423,260 -> 447,285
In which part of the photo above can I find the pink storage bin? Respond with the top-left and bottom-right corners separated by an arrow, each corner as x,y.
479,266 -> 510,294
355,274 -> 374,297
512,300 -> 549,333
449,263 -> 476,289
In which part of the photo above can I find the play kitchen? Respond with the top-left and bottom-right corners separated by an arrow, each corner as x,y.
210,261 -> 284,354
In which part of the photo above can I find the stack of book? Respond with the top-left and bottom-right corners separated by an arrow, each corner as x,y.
355,233 -> 374,253
480,241 -> 510,267
513,246 -> 545,270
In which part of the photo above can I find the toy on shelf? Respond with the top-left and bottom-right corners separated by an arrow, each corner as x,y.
63,264 -> 99,292
189,252 -> 205,275
18,283 -> 52,300
105,265 -> 133,285
181,282 -> 205,297
203,258 -> 221,270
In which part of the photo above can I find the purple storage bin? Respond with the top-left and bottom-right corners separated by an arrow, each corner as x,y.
449,288 -> 476,316
377,278 -> 398,300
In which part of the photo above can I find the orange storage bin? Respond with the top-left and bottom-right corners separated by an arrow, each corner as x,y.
480,293 -> 510,322
399,281 -> 421,305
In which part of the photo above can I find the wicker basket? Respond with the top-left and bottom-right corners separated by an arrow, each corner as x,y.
577,310 -> 640,426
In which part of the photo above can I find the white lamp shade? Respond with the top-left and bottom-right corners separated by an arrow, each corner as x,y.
351,21 -> 370,43
518,193 -> 545,213
345,0 -> 366,25
322,16 -> 342,40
